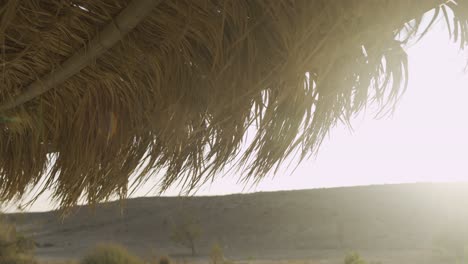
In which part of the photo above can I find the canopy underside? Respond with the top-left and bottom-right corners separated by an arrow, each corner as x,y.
0,0 -> 466,209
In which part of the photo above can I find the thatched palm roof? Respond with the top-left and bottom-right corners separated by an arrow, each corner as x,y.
0,0 -> 466,208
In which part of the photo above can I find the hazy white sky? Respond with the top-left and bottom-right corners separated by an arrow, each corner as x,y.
8,19 -> 468,212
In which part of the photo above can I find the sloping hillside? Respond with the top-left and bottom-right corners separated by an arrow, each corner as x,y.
6,183 -> 468,263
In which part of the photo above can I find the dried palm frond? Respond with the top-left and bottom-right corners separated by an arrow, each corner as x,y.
0,0 -> 466,209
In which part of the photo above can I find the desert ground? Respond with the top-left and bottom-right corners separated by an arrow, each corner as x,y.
5,183 -> 468,264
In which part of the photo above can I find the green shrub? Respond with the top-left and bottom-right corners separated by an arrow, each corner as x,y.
344,252 -> 367,264
80,244 -> 143,264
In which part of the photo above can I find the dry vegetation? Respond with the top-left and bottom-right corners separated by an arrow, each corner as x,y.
27,239 -> 468,264
24,243 -> 381,264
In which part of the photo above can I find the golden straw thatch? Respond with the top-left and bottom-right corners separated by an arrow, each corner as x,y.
0,0 -> 466,208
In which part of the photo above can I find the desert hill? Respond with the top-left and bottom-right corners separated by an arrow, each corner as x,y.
5,183 -> 468,263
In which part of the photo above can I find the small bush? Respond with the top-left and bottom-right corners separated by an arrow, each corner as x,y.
0,254 -> 38,264
344,252 -> 366,264
210,243 -> 224,264
0,218 -> 36,264
15,234 -> 35,254
80,244 -> 143,264
157,255 -> 171,264
0,221 -> 18,258
432,231 -> 468,262
170,214 -> 202,256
